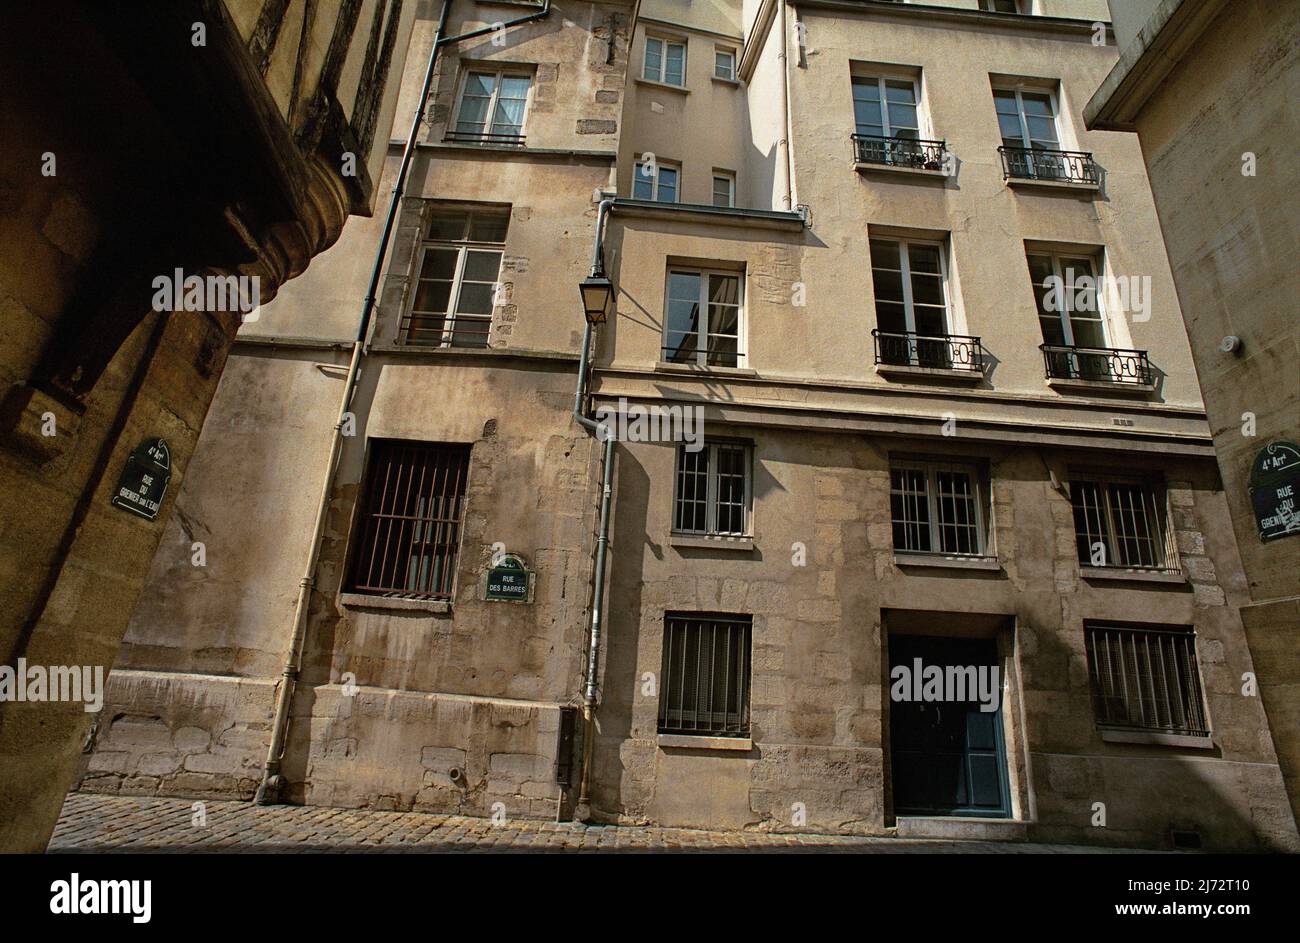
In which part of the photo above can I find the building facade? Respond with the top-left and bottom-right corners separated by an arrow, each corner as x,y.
79,0 -> 1297,851
1085,0 -> 1300,830
0,0 -> 413,852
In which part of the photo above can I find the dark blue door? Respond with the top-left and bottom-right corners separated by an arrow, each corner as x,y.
889,635 -> 1010,818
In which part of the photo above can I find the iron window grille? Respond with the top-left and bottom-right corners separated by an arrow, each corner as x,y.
872,329 -> 984,372
852,134 -> 947,171
891,462 -> 988,556
999,146 -> 1099,184
644,36 -> 686,86
1040,344 -> 1153,385
451,70 -> 531,145
632,156 -> 679,202
349,442 -> 470,599
662,268 -> 744,368
1085,623 -> 1209,737
659,614 -> 752,737
402,206 -> 508,348
673,441 -> 751,537
1070,478 -> 1178,571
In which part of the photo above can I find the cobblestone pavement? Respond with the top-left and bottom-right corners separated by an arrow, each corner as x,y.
49,793 -> 1153,853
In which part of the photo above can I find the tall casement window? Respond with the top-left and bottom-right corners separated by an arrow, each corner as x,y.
1069,476 -> 1177,571
891,461 -> 988,556
644,36 -> 686,86
994,87 -> 1059,152
349,442 -> 470,599
869,238 -> 952,367
852,75 -> 920,140
663,268 -> 743,367
1027,250 -> 1120,381
404,206 -> 508,347
712,171 -> 736,208
452,70 -> 532,143
674,441 -> 751,537
1085,623 -> 1209,737
659,613 -> 753,738
632,157 -> 679,202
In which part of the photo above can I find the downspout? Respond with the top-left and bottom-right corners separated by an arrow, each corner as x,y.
574,199 -> 615,808
777,0 -> 793,211
255,0 -> 552,805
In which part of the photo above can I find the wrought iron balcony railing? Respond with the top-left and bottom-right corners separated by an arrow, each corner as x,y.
443,130 -> 526,146
873,329 -> 985,373
1040,344 -> 1153,385
853,133 -> 947,171
998,146 -> 1099,185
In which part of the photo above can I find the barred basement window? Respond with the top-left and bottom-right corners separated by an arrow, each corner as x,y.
659,614 -> 752,737
891,462 -> 988,555
349,442 -> 470,599
1070,478 -> 1177,570
673,441 -> 751,536
403,205 -> 509,348
1085,623 -> 1209,736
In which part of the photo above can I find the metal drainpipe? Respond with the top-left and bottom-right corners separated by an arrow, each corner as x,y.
573,199 -> 615,807
777,0 -> 793,211
255,0 -> 553,806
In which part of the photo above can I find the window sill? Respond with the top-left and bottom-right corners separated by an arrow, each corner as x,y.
876,362 -> 984,382
711,75 -> 740,87
894,553 -> 1001,572
1006,176 -> 1100,193
854,161 -> 950,180
1099,728 -> 1214,749
657,733 -> 753,752
635,77 -> 689,94
1046,377 -> 1155,395
655,360 -> 758,378
338,592 -> 452,613
671,533 -> 755,552
1079,566 -> 1186,585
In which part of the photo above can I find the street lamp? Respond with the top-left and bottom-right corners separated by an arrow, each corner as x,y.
579,271 -> 614,324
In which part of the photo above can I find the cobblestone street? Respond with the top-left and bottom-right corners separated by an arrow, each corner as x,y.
48,793 -> 1154,853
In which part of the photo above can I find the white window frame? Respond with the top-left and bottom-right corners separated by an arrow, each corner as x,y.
994,85 -> 1061,150
407,208 -> 508,348
452,68 -> 533,141
1028,250 -> 1110,348
712,171 -> 736,208
890,460 -> 989,556
851,74 -> 925,139
672,441 -> 753,537
870,237 -> 953,339
633,156 -> 680,202
714,46 -> 736,81
644,35 -> 687,86
662,267 -> 745,368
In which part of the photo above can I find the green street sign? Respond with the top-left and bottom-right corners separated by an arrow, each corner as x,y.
1249,441 -> 1300,542
486,554 -> 532,602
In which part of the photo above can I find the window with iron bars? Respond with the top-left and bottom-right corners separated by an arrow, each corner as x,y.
658,613 -> 752,737
1070,478 -> 1177,570
403,206 -> 508,347
891,462 -> 989,556
673,441 -> 751,537
1085,623 -> 1209,737
348,441 -> 470,599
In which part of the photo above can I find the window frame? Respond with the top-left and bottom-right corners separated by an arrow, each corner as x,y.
851,73 -> 924,140
632,155 -> 680,203
452,67 -> 534,142
661,266 -> 746,368
711,170 -> 736,208
980,0 -> 1032,13
1084,622 -> 1210,738
890,460 -> 990,557
869,236 -> 954,358
672,440 -> 753,538
404,206 -> 509,348
993,85 -> 1061,151
1068,475 -> 1178,571
644,35 -> 687,86
1027,250 -> 1110,350
714,46 -> 737,81
658,612 -> 753,738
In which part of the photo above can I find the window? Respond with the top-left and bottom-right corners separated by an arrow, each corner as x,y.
673,441 -> 751,536
869,238 -> 952,366
644,36 -> 686,86
452,70 -> 531,143
891,462 -> 988,556
714,47 -> 736,81
852,75 -> 920,141
1069,477 -> 1176,570
1027,250 -> 1129,381
659,614 -> 752,737
980,0 -> 1030,12
712,171 -> 735,208
349,442 -> 470,599
663,268 -> 743,367
994,87 -> 1058,152
633,156 -> 679,202
404,206 -> 508,347
1085,623 -> 1209,737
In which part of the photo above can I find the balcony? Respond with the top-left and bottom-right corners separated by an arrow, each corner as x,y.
872,330 -> 985,380
1040,344 -> 1153,389
443,130 -> 526,147
998,146 -> 1100,187
852,134 -> 948,176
